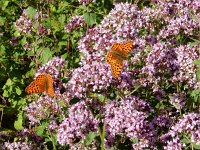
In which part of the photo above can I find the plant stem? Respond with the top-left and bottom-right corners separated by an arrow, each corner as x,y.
98,122 -> 105,150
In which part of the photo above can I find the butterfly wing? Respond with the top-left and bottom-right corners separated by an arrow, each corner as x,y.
121,41 -> 134,56
25,74 -> 54,97
45,74 -> 54,97
110,60 -> 123,78
25,74 -> 46,94
106,41 -> 134,78
110,43 -> 122,51
106,51 -> 124,78
110,41 -> 133,57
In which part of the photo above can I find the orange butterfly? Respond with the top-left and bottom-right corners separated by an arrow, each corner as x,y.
25,74 -> 54,97
106,40 -> 134,78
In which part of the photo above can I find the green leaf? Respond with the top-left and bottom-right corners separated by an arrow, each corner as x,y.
40,48 -> 53,64
50,18 -> 61,32
0,45 -> 6,56
15,86 -> 22,95
4,78 -> 12,87
193,144 -> 200,149
14,112 -> 23,130
191,89 -> 200,102
0,104 -> 5,108
131,137 -> 139,143
1,1 -> 9,10
20,37 -> 27,46
193,60 -> 200,65
2,90 -> 8,97
26,6 -> 37,19
50,4 -> 56,12
0,17 -> 6,26
58,14 -> 65,26
155,101 -> 165,109
84,132 -> 97,146
97,95 -> 105,102
84,13 -> 96,26
181,136 -> 190,144
36,122 -> 48,136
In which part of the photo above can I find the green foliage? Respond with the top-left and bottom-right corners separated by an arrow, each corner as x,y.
14,112 -> 23,130
84,13 -> 97,26
36,122 -> 48,136
1,0 -> 200,149
0,0 -> 113,149
84,132 -> 98,146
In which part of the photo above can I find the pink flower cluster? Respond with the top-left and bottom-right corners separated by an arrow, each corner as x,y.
57,100 -> 98,146
104,96 -> 156,149
64,16 -> 84,33
22,0 -> 200,149
78,0 -> 96,5
161,113 -> 200,149
25,96 -> 62,125
15,9 -> 49,35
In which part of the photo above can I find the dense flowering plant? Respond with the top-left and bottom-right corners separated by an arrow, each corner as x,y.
15,9 -> 49,35
1,0 -> 200,149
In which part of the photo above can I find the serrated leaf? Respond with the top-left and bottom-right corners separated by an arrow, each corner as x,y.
84,132 -> 97,146
36,122 -> 48,136
2,90 -> 8,97
15,87 -> 22,95
14,113 -> 23,130
26,6 -> 37,19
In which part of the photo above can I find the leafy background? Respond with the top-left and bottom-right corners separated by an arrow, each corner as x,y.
0,0 -> 200,149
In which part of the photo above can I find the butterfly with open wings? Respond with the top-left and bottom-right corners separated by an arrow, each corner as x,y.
106,40 -> 134,78
25,74 -> 54,97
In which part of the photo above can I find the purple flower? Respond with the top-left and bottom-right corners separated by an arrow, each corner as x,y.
57,100 -> 98,146
48,120 -> 58,132
163,136 -> 185,150
15,9 -> 49,35
14,9 -> 33,34
78,0 -> 96,5
169,93 -> 186,110
2,141 -> 41,150
104,96 -> 156,148
65,59 -> 112,98
25,96 -> 62,125
160,112 -> 200,148
65,16 -> 84,33
36,57 -> 65,78
152,112 -> 173,128
172,44 -> 199,88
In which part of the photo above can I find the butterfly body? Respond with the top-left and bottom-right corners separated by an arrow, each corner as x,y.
25,74 -> 54,97
106,41 -> 134,78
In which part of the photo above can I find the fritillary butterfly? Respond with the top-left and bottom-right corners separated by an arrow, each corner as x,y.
106,40 -> 134,78
25,74 -> 54,97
